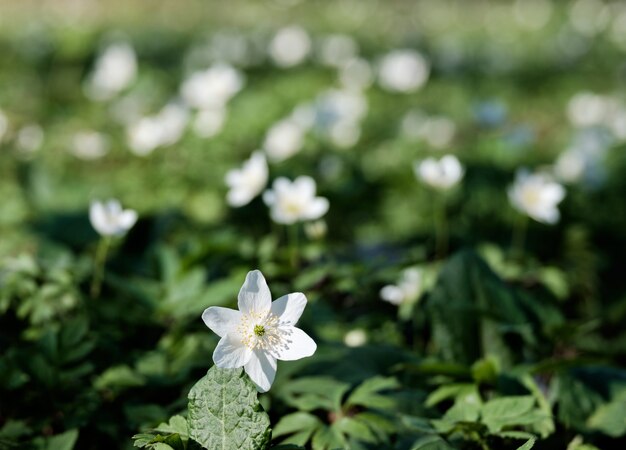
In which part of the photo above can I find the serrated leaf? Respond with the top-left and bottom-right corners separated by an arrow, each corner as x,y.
425,383 -> 476,408
587,398 -> 626,437
187,366 -> 271,450
516,437 -> 536,450
481,396 -> 536,432
154,415 -> 189,441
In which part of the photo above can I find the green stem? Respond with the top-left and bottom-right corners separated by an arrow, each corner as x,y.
288,224 -> 300,269
510,214 -> 528,261
91,236 -> 111,298
434,194 -> 448,259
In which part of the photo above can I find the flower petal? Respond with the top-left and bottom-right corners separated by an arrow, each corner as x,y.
118,209 -> 138,230
213,333 -> 252,368
244,350 -> 277,393
271,293 -> 307,326
303,197 -> 329,221
202,306 -> 242,338
238,270 -> 272,316
273,326 -> 317,361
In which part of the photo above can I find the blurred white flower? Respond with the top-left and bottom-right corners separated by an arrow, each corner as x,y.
127,117 -> 162,156
225,152 -> 268,207
193,107 -> 226,138
554,149 -> 586,183
269,26 -> 311,68
414,155 -> 464,190
85,42 -> 137,101
380,268 -> 423,306
126,102 -> 189,156
263,176 -> 329,225
378,50 -> 430,93
318,34 -> 358,67
71,131 -> 109,160
566,92 -> 611,128
202,270 -> 317,392
339,57 -> 373,91
304,220 -> 327,240
508,169 -> 566,224
0,109 -> 8,142
180,64 -> 244,110
313,89 -> 367,148
402,111 -> 456,149
263,119 -> 306,162
344,329 -> 367,347
89,199 -> 137,237
16,124 -> 44,154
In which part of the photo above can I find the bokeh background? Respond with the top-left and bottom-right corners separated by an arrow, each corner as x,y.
2,0 -> 626,449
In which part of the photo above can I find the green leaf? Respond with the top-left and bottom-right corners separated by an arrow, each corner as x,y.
34,429 -> 79,450
154,415 -> 189,441
515,437 -> 536,450
273,412 -> 322,439
587,397 -> 626,437
311,425 -> 346,450
345,376 -> 399,410
425,383 -> 476,408
481,396 -> 536,432
280,377 -> 350,412
187,366 -> 271,450
410,435 -> 455,450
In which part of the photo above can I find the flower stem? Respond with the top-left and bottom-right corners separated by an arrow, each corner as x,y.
288,224 -> 300,269
510,214 -> 528,261
91,236 -> 111,298
434,194 -> 448,259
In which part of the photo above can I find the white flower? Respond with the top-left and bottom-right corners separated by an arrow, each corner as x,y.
339,57 -> 373,91
380,268 -> 422,306
16,124 -> 44,155
0,109 -> 8,142
126,102 -> 189,156
263,176 -> 329,225
414,155 -> 464,190
268,26 -> 311,68
344,329 -> 367,347
202,270 -> 317,392
71,130 -> 109,160
378,50 -> 430,93
508,169 -> 566,224
85,42 -> 137,101
89,199 -> 138,237
193,107 -> 226,138
304,220 -> 327,240
225,152 -> 269,207
318,34 -> 358,68
263,119 -> 306,162
180,64 -> 244,110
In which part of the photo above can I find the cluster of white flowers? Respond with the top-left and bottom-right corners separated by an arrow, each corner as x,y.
203,270 -> 316,392
89,199 -> 137,237
85,42 -> 137,101
566,91 -> 626,140
312,89 -> 368,149
380,268 -> 423,306
263,118 -> 307,163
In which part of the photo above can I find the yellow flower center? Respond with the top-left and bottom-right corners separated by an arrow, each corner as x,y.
254,325 -> 265,336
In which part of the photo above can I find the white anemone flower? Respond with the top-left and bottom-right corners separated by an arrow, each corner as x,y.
180,64 -> 244,110
225,152 -> 269,207
263,176 -> 329,225
89,199 -> 138,237
414,155 -> 464,190
378,49 -> 430,93
71,131 -> 109,160
508,170 -> 566,224
202,270 -> 317,392
268,26 -> 311,68
263,119 -> 306,162
380,268 -> 422,306
85,42 -> 137,101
